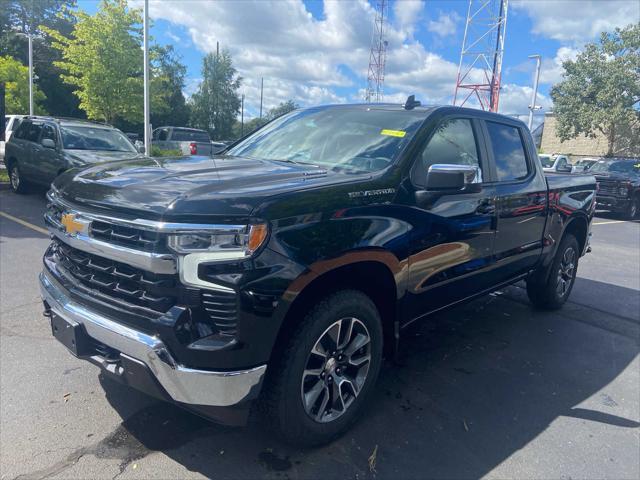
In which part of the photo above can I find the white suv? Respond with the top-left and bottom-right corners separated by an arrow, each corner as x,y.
1,115 -> 26,162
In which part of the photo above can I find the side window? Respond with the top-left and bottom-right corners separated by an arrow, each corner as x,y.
41,124 -> 57,144
415,118 -> 481,186
24,122 -> 43,143
12,121 -> 30,140
486,121 -> 529,182
158,129 -> 168,141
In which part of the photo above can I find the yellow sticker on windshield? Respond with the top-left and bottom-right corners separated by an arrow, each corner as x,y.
380,129 -> 406,138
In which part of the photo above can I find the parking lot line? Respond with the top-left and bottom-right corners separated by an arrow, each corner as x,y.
0,211 -> 49,236
592,220 -> 638,225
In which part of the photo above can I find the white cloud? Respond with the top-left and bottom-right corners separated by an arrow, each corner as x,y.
427,11 -> 461,38
538,47 -> 580,85
513,0 -> 639,43
393,0 -> 425,37
497,83 -> 552,115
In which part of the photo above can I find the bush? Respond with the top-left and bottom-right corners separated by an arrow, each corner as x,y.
150,146 -> 183,157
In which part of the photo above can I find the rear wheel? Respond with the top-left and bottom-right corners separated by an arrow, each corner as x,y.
8,163 -> 29,194
261,290 -> 383,446
526,234 -> 579,310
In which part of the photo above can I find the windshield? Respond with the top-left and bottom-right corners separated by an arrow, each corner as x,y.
227,107 -> 426,173
590,160 -> 640,174
538,155 -> 554,168
61,126 -> 136,152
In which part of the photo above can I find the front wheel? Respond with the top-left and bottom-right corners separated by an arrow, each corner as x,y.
261,290 -> 383,446
526,234 -> 579,310
624,196 -> 639,220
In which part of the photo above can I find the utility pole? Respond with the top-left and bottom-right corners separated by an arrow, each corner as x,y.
241,93 -> 245,137
527,54 -> 542,130
259,77 -> 264,119
27,34 -> 33,116
143,0 -> 151,154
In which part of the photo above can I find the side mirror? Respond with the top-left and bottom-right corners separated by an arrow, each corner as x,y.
41,138 -> 56,149
557,164 -> 572,173
426,164 -> 482,192
135,141 -> 145,153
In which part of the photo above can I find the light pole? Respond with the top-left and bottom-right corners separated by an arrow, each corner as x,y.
143,0 -> 151,154
527,54 -> 541,130
16,32 -> 34,115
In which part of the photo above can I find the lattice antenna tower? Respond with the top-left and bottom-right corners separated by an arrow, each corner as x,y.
453,0 -> 509,112
365,0 -> 389,102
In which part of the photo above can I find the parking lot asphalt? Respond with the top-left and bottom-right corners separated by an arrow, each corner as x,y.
1,187 -> 639,480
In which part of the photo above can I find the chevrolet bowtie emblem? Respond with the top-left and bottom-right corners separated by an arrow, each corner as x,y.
60,213 -> 88,236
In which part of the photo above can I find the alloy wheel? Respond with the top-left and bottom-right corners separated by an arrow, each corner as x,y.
556,246 -> 576,297
300,317 -> 371,423
10,167 -> 20,191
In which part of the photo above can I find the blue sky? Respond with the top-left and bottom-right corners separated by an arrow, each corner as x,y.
77,0 -> 639,122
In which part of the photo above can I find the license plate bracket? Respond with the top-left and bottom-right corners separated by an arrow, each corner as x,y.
50,313 -> 93,357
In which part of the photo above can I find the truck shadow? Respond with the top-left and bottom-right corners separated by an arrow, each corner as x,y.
99,279 -> 639,479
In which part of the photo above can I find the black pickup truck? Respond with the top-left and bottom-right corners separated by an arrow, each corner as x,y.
40,103 -> 596,446
589,158 -> 640,219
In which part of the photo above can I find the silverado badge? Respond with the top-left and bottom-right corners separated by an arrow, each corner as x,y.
60,213 -> 88,236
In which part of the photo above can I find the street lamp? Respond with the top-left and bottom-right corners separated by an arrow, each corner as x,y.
527,54 -> 542,130
142,0 -> 151,155
15,32 -> 35,116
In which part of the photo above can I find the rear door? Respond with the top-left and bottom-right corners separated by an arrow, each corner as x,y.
12,120 -> 43,180
406,115 -> 498,320
482,119 -> 547,282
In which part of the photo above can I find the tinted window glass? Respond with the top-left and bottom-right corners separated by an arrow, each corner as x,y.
23,122 -> 43,143
42,124 -> 57,143
171,129 -> 210,142
13,121 -> 28,139
415,118 -> 480,186
486,122 -> 529,181
158,129 -> 168,141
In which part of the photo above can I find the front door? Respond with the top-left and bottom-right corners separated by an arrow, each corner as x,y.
405,116 -> 498,322
35,123 -> 63,184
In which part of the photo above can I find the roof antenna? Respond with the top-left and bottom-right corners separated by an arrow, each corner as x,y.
404,95 -> 421,110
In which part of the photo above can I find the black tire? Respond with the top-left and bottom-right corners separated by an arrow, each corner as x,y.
624,196 -> 639,220
526,234 -> 579,310
261,290 -> 383,446
8,163 -> 29,194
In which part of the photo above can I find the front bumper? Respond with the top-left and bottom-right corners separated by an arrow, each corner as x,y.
39,270 -> 266,409
596,196 -> 630,211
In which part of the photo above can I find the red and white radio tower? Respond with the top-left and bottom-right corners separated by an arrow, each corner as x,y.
453,0 -> 509,112
365,0 -> 389,102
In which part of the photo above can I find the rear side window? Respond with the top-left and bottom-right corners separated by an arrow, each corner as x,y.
171,129 -> 210,142
12,121 -> 29,139
486,122 -> 529,181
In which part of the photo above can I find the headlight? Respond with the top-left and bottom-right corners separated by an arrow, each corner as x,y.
618,186 -> 629,196
168,224 -> 268,259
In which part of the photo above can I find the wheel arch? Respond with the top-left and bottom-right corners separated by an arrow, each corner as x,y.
270,259 -> 400,365
563,214 -> 589,256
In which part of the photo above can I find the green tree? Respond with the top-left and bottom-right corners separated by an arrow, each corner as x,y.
0,55 -> 47,114
150,45 -> 190,128
1,0 -> 82,117
190,50 -> 242,140
43,0 -> 144,124
267,100 -> 298,120
551,23 -> 640,157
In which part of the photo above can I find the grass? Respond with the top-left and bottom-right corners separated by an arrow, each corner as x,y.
0,168 -> 8,183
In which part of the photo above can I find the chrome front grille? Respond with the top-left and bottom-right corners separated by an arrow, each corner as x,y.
52,240 -> 178,313
201,291 -> 238,336
597,182 -> 620,196
91,220 -> 164,252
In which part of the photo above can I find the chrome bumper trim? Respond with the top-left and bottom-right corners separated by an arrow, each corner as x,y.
40,271 -> 266,407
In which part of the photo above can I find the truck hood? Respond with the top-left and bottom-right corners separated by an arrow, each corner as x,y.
594,172 -> 639,184
54,154 -> 359,219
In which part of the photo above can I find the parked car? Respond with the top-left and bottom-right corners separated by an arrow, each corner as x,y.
539,153 -> 572,173
1,115 -> 26,162
4,117 -> 141,193
572,157 -> 599,173
40,103 -> 595,446
152,126 -> 215,156
590,158 -> 640,219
